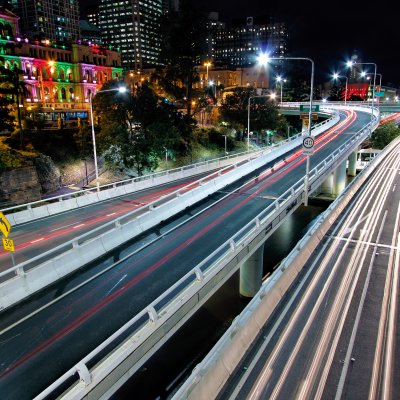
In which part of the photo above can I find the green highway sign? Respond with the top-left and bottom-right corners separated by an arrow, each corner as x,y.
375,92 -> 384,97
300,104 -> 320,112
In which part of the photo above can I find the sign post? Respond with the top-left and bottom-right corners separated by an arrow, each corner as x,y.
302,135 -> 315,206
0,212 -> 15,267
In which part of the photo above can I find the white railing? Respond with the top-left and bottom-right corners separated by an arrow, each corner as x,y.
1,150 -> 257,216
34,107 -> 376,400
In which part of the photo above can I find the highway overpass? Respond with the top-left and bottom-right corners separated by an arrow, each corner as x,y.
0,104 -> 381,399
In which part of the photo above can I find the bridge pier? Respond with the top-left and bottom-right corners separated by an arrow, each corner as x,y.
347,151 -> 357,177
333,160 -> 347,196
240,245 -> 264,298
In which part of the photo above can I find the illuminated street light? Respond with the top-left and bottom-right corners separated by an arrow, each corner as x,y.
276,76 -> 287,104
89,86 -> 127,191
208,80 -> 216,98
204,61 -> 212,84
332,72 -> 348,106
258,52 -> 315,206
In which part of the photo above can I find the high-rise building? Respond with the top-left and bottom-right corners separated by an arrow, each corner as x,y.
11,0 -> 80,41
98,0 -> 163,70
213,16 -> 288,67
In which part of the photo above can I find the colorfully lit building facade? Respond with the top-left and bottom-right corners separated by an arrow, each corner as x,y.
1,7 -> 123,122
98,0 -> 163,70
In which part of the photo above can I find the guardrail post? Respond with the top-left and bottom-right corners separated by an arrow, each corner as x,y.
194,267 -> 204,282
16,267 -> 25,277
147,306 -> 159,323
76,362 -> 92,385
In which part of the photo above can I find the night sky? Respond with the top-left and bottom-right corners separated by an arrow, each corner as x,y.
78,0 -> 398,86
195,0 -> 399,86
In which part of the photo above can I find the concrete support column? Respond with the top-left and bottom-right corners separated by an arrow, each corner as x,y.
240,245 -> 264,298
333,160 -> 347,196
320,172 -> 334,196
348,151 -> 357,177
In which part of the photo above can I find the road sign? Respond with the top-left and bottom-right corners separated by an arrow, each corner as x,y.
302,135 -> 314,155
300,113 -> 318,120
375,92 -> 384,97
2,237 -> 15,252
0,211 -> 11,238
300,104 -> 320,112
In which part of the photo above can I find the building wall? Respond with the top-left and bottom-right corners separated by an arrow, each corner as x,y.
98,0 -> 163,70
213,19 -> 288,67
11,0 -> 80,42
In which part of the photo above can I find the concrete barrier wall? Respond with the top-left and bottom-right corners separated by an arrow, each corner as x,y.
172,126 -> 387,400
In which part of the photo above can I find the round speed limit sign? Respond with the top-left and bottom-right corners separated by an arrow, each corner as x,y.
302,135 -> 314,155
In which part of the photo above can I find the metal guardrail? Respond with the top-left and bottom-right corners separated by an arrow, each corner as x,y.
34,107 -> 378,399
0,150 -> 262,216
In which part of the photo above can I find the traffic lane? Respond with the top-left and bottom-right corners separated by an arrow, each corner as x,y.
322,157 -> 400,399
245,236 -> 354,400
0,172 -> 220,269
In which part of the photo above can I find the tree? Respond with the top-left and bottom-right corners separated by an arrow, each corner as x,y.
370,122 -> 399,149
158,0 -> 208,115
0,96 -> 15,133
219,88 -> 281,135
0,59 -> 25,147
94,82 -> 183,175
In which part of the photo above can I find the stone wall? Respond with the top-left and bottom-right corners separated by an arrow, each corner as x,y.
0,167 -> 42,206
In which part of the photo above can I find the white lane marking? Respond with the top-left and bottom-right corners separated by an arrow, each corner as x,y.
30,237 -> 45,244
49,222 -> 80,232
72,224 -> 85,229
106,212 -> 116,217
105,274 -> 127,297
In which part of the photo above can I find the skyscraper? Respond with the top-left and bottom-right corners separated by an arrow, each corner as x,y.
98,0 -> 163,70
11,0 -> 80,41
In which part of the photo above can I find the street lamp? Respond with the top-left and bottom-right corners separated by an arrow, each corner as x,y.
347,60 -> 377,132
222,134 -> 227,154
332,72 -> 348,106
258,53 -> 315,206
276,76 -> 287,104
89,86 -> 127,191
204,61 -> 212,85
208,80 -> 217,98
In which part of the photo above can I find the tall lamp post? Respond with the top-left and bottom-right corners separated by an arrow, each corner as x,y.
347,61 -> 377,132
89,86 -> 127,191
332,72 -> 348,106
204,61 -> 212,85
276,76 -> 286,104
258,53 -> 315,206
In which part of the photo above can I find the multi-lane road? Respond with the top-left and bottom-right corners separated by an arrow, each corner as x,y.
218,137 -> 400,400
0,109 -> 372,399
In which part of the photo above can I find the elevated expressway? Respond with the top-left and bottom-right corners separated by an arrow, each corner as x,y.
176,135 -> 400,400
0,104 -> 379,399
